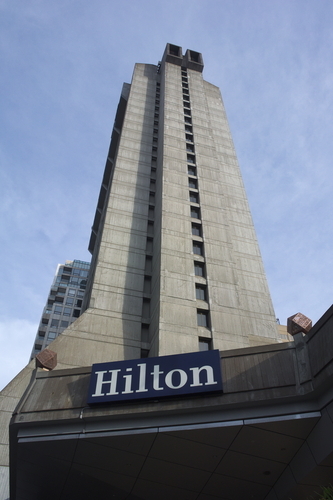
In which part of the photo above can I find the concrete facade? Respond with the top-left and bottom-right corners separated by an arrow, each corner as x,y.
0,44 -> 294,498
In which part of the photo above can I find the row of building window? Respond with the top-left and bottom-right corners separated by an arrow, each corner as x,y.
140,80 -> 160,358
181,68 -> 211,351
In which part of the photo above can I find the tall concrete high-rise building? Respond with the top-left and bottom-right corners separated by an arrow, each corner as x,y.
81,42 -> 288,362
5,44 -> 333,500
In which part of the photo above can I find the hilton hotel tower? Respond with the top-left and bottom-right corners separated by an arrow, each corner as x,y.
80,42 -> 286,362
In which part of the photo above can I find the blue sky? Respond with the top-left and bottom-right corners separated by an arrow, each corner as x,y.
1,0 -> 333,389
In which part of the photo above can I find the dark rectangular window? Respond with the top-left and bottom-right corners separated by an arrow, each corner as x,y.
191,207 -> 200,219
192,223 -> 201,236
183,101 -> 190,108
61,321 -> 69,328
193,242 -> 203,255
186,134 -> 194,142
184,116 -> 192,124
187,154 -> 195,164
194,262 -> 205,277
186,144 -> 195,153
190,192 -> 199,203
196,285 -> 206,301
189,178 -> 197,189
197,310 -> 209,327
184,108 -> 191,116
185,125 -> 193,133
79,279 -> 87,290
199,338 -> 211,351
73,309 -> 80,318
188,166 -> 196,176
190,50 -> 200,63
169,44 -> 181,56
51,319 -> 59,327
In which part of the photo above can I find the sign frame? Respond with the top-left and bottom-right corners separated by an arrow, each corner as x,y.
87,350 -> 223,405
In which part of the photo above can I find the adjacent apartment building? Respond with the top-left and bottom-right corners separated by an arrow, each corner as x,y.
30,260 -> 90,359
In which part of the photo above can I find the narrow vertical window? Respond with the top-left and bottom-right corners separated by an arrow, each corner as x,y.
195,285 -> 207,301
197,310 -> 209,327
193,242 -> 203,255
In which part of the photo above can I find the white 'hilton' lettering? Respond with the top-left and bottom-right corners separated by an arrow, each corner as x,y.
150,364 -> 164,390
92,369 -> 121,397
136,363 -> 149,393
189,365 -> 218,387
165,369 -> 187,389
91,362 -> 218,397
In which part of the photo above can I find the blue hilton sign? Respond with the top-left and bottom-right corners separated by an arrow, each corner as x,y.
87,350 -> 222,404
